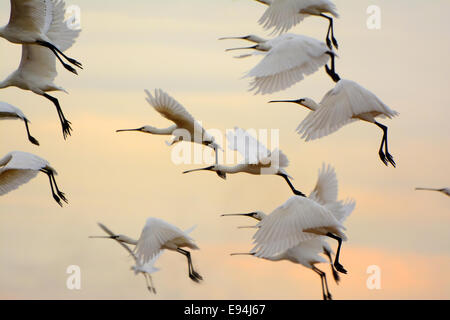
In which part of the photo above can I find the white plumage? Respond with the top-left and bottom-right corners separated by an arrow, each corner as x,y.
0,0 -> 82,74
0,0 -> 82,140
223,34 -> 334,95
135,217 -> 199,264
0,101 -> 39,145
117,89 -> 220,162
272,79 -> 398,166
0,151 -> 67,206
251,196 -> 346,258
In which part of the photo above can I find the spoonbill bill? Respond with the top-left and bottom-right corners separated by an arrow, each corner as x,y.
270,79 -> 399,167
255,0 -> 340,49
0,102 -> 39,145
90,222 -> 161,293
117,89 -> 221,163
183,127 -> 306,197
90,218 -> 203,283
416,187 -> 450,197
0,2 -> 81,140
0,0 -> 82,74
221,34 -> 337,94
0,151 -> 67,206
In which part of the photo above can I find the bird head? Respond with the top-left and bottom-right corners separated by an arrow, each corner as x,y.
183,165 -> 227,180
116,126 -> 155,134
221,211 -> 266,221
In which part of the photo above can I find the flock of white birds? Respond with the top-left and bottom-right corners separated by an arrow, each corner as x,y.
0,0 -> 448,300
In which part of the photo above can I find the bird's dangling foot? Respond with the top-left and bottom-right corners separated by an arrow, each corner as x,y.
327,293 -> 333,300
332,37 -> 339,50
293,190 -> 306,197
62,120 -> 73,140
29,136 -> 40,146
334,262 -> 347,274
192,270 -> 203,281
378,150 -> 388,166
326,38 -> 332,50
189,273 -> 201,283
63,63 -> 78,75
67,57 -> 83,69
386,152 -> 396,168
53,194 -> 63,207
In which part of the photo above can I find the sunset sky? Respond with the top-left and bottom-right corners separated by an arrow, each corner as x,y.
0,0 -> 449,300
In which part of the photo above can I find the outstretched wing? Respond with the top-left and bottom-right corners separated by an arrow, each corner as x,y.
0,102 -> 26,120
258,0 -> 307,35
246,35 -> 330,95
8,0 -> 52,34
252,196 -> 345,257
145,89 -> 202,132
135,217 -> 193,264
309,163 -> 338,205
297,79 -> 398,141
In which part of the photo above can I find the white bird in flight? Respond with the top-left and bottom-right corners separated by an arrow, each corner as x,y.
270,79 -> 399,167
415,187 -> 450,197
220,33 -> 338,95
0,0 -> 81,139
222,165 -> 356,282
255,0 -> 340,49
90,217 -> 203,283
117,89 -> 221,164
90,222 -> 161,294
0,0 -> 82,74
183,127 -> 306,196
0,151 -> 67,206
0,101 -> 39,145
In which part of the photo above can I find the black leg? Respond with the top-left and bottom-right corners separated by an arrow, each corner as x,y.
177,248 -> 203,283
324,52 -> 341,83
375,122 -> 396,167
278,173 -> 306,197
40,169 -> 62,207
49,171 -> 68,204
312,267 -> 328,300
324,247 -> 340,284
322,270 -> 333,300
327,233 -> 347,274
24,120 -> 40,146
36,40 -> 83,69
43,93 -> 72,139
320,14 -> 338,49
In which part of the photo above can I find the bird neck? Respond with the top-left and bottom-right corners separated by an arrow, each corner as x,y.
0,77 -> 12,90
302,99 -> 320,111
149,125 -> 177,135
119,235 -> 138,245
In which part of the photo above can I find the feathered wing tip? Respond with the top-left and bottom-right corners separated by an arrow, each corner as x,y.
309,163 -> 338,204
184,225 -> 198,235
0,170 -> 39,196
258,0 -> 306,35
46,0 -> 81,52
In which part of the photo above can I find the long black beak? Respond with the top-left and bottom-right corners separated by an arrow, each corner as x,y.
116,128 -> 142,133
225,45 -> 258,51
230,253 -> 256,256
183,166 -> 215,174
269,99 -> 304,105
221,213 -> 254,217
88,236 -> 116,239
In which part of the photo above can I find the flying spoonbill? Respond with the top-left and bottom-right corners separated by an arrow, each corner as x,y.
0,151 -> 67,206
0,102 -> 39,145
117,89 -> 221,164
0,0 -> 82,74
183,127 -> 306,197
90,217 -> 203,283
270,79 -> 399,167
220,34 -> 338,94
223,164 -> 354,275
0,1 -> 81,139
416,187 -> 449,197
90,222 -> 161,293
